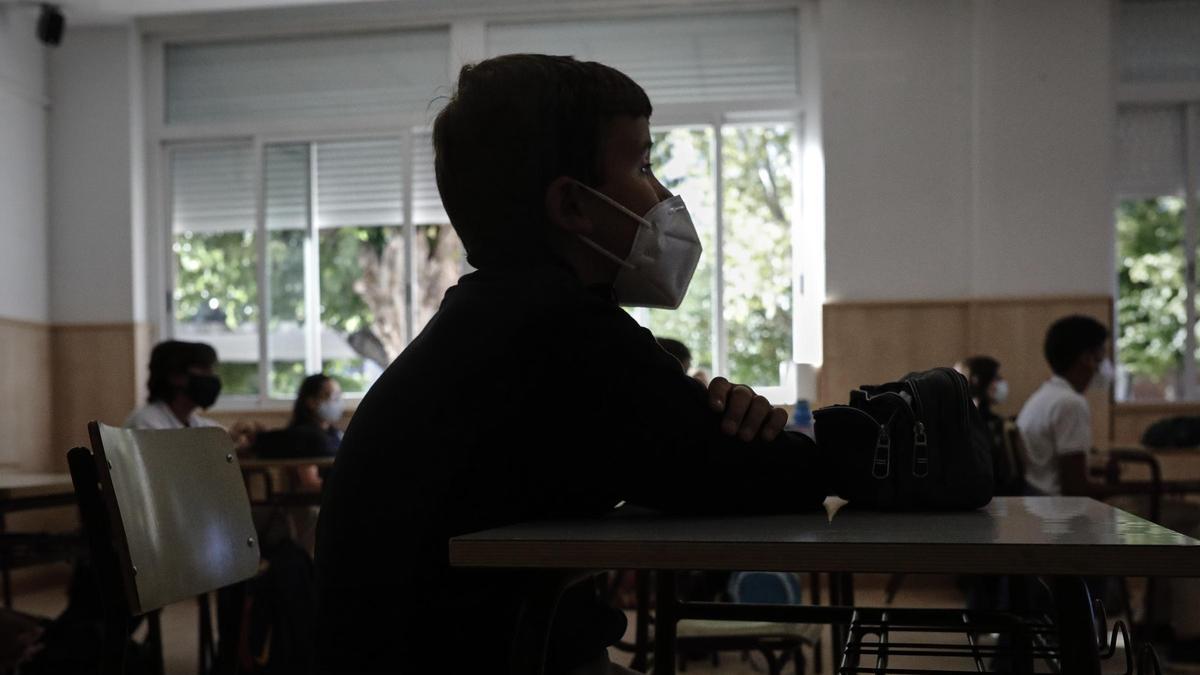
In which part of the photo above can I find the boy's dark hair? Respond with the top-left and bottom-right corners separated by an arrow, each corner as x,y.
963,355 -> 999,399
432,54 -> 652,269
656,338 -> 691,369
147,340 -> 217,402
291,373 -> 332,428
1043,315 -> 1108,376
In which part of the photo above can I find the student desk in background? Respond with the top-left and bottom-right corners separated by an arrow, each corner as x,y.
450,497 -> 1200,674
0,472 -> 77,607
239,456 -> 334,507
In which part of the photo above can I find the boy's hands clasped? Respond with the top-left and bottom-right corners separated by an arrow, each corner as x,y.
707,377 -> 788,442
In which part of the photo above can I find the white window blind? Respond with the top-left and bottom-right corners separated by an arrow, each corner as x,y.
314,139 -> 404,228
265,144 -> 308,231
1119,1 -> 1200,83
165,29 -> 451,125
486,10 -> 800,105
412,130 -> 448,225
171,143 -> 254,233
1116,106 -> 1186,198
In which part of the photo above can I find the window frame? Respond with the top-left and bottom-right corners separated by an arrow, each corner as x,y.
1114,82 -> 1200,402
144,3 -> 821,408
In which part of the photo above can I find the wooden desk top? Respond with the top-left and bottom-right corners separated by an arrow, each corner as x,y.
238,457 -> 335,471
450,497 -> 1200,577
0,473 -> 74,503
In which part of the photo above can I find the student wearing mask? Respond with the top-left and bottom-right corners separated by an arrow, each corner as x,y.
959,356 -> 1021,495
1016,315 -> 1113,497
125,340 -> 223,429
254,373 -> 344,493
288,373 -> 345,453
315,54 -> 830,675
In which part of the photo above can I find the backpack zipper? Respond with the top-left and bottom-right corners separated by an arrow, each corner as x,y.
871,408 -> 900,480
912,421 -> 929,477
873,424 -> 891,479
905,380 -> 929,478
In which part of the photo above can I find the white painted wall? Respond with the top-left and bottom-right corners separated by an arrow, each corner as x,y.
823,0 -> 1114,302
971,0 -> 1113,297
37,0 -> 1116,328
48,24 -> 146,324
0,8 -> 50,323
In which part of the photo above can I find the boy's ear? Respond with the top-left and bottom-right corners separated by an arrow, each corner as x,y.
544,176 -> 594,235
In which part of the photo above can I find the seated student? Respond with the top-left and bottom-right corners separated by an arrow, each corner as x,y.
959,356 -> 1022,495
254,373 -> 344,492
125,340 -> 223,430
290,373 -> 345,453
1016,315 -> 1113,497
314,54 -> 829,675
656,336 -> 709,386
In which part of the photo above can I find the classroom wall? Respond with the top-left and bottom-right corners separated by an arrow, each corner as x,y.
822,0 -> 1114,302
818,0 -> 1116,437
0,8 -> 54,470
46,25 -> 152,457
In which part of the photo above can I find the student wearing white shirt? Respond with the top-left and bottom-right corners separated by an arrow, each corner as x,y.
1016,315 -> 1113,497
125,340 -> 224,430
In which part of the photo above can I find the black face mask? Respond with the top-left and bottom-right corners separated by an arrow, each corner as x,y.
185,374 -> 222,409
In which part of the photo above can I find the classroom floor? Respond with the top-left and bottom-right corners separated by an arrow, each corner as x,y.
8,570 -> 1188,674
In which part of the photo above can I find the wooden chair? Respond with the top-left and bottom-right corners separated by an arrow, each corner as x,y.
67,422 -> 261,675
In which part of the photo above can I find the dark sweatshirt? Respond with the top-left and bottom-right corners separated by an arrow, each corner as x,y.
314,261 -> 828,674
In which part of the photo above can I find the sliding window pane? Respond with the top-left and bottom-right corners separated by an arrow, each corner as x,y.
644,127 -> 716,377
265,143 -> 310,398
1116,196 -> 1186,401
316,138 -> 405,393
413,225 -> 465,336
721,124 -> 795,388
319,226 -> 406,393
170,144 -> 260,396
412,129 -> 465,336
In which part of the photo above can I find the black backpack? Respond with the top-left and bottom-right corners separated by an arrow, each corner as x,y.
813,367 -> 994,510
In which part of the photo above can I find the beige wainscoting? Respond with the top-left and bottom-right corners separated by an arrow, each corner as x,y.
50,322 -> 153,467
821,296 -> 1112,448
0,317 -> 54,471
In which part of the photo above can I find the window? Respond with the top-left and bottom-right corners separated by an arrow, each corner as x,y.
1114,105 -> 1200,401
637,123 -> 799,390
156,9 -> 813,403
170,133 -> 463,402
1114,2 -> 1200,402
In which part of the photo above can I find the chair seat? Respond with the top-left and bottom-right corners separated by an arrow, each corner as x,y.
676,618 -> 822,643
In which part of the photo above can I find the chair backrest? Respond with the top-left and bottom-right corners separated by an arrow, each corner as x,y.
1002,418 -> 1028,482
74,422 -> 260,616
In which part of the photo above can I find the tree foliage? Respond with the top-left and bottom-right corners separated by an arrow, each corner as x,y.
1116,197 -> 1186,390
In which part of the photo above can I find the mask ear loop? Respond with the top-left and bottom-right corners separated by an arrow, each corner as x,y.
577,236 -> 635,269
570,179 -> 653,270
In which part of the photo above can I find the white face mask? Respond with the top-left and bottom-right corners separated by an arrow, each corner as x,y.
991,379 -> 1009,406
1090,358 -> 1114,392
572,181 -> 702,309
317,398 -> 344,424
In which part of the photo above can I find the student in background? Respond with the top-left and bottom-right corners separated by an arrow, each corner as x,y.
1016,316 -> 1113,497
288,373 -> 345,454
959,356 -> 1021,495
125,340 -> 223,430
254,373 -> 344,493
656,336 -> 709,386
